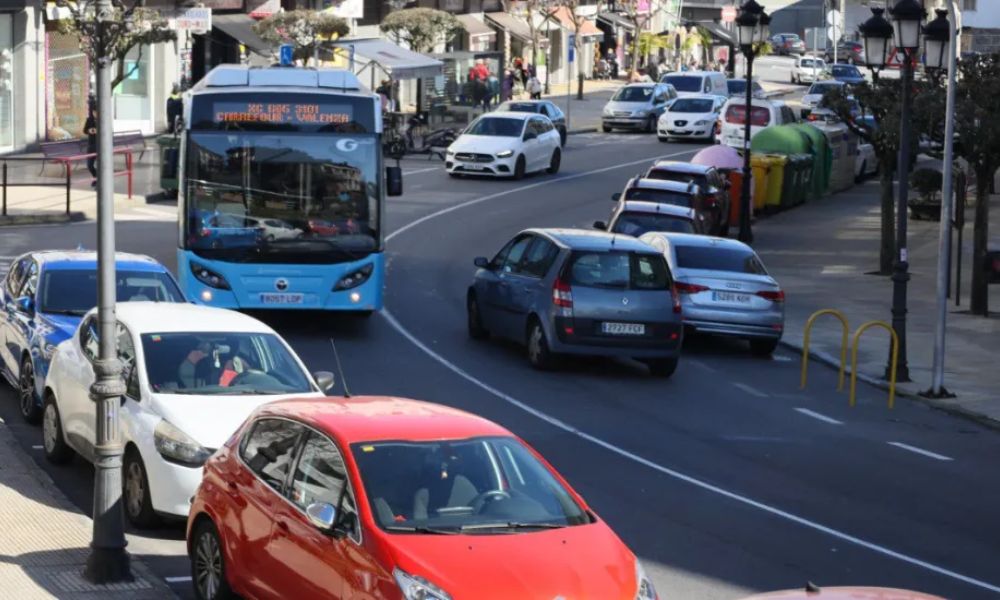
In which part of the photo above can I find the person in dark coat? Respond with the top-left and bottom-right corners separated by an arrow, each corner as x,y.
84,101 -> 97,187
501,70 -> 514,102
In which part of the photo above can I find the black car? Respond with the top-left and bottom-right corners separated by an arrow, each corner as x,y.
495,100 -> 567,146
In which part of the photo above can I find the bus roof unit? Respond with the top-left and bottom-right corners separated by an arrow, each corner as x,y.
193,65 -> 363,92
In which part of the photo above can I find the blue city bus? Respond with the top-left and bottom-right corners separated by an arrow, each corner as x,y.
176,65 -> 401,314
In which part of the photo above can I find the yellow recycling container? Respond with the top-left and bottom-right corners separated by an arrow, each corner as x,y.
750,155 -> 771,212
761,154 -> 787,211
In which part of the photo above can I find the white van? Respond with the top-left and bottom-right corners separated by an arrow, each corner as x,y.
718,98 -> 799,150
660,71 -> 729,99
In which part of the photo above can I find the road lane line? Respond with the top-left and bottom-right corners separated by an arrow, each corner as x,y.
733,382 -> 768,398
403,166 -> 441,175
165,576 -> 192,583
794,408 -> 844,425
687,360 -> 718,373
888,442 -> 954,462
383,310 -> 998,594
31,445 -> 43,450
386,149 -> 701,243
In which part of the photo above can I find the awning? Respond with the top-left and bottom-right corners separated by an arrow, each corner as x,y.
485,12 -> 533,42
597,12 -> 635,32
0,0 -> 26,11
332,38 -> 443,80
680,21 -> 735,47
213,14 -> 274,56
551,7 -> 604,40
456,14 -> 496,39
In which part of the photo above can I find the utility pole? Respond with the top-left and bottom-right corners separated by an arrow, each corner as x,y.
83,0 -> 131,584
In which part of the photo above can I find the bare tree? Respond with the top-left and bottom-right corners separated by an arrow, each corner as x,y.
555,1 -> 591,99
617,0 -> 670,78
55,0 -> 175,89
254,10 -> 350,66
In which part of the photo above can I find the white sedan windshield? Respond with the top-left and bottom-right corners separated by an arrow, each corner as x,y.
141,332 -> 312,395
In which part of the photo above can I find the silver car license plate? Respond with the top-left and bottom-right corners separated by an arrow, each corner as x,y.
259,293 -> 304,304
602,322 -> 645,335
463,163 -> 487,170
712,291 -> 751,304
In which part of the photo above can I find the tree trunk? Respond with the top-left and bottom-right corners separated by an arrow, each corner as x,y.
879,166 -> 896,275
629,27 -> 641,79
970,164 -> 992,314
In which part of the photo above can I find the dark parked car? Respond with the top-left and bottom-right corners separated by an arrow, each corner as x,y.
495,100 -> 568,146
828,64 -> 866,86
771,33 -> 805,56
825,40 -> 864,65
467,228 -> 683,376
596,200 -> 706,237
643,161 -> 731,235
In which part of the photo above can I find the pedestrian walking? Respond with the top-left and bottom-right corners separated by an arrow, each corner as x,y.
528,74 -> 543,100
477,76 -> 490,111
84,100 -> 97,187
166,84 -> 183,133
501,70 -> 514,102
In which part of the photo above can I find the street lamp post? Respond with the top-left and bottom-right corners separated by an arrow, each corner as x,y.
735,0 -> 769,244
860,0 -> 927,383
923,6 -> 958,398
83,0 -> 131,584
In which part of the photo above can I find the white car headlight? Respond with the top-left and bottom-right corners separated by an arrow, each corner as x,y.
154,420 -> 212,467
394,568 -> 451,600
496,150 -> 514,158
635,560 -> 657,600
603,107 -> 614,116
694,120 -> 710,126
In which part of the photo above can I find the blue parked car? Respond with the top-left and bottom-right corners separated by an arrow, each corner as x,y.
0,251 -> 185,423
829,63 -> 866,86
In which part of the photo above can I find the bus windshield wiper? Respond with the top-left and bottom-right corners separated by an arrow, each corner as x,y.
459,521 -> 568,532
384,525 -> 459,535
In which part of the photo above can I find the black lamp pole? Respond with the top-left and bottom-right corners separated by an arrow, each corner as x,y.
736,0 -> 768,244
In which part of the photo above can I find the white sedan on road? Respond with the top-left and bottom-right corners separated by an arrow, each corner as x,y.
446,112 -> 562,179
657,94 -> 725,143
41,302 -> 333,527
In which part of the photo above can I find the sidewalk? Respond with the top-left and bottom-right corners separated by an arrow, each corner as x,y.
0,420 -> 177,598
753,179 -> 1000,426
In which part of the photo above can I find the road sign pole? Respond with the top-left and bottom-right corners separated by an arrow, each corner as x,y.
566,34 -> 574,130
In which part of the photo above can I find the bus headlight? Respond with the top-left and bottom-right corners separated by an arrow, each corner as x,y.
190,262 -> 231,290
334,264 -> 374,291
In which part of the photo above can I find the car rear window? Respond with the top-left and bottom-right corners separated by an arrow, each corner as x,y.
623,187 -> 693,207
611,212 -> 695,236
566,251 -> 670,290
674,245 -> 767,274
725,105 -> 770,127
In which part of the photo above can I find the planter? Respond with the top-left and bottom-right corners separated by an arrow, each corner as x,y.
909,199 -> 942,221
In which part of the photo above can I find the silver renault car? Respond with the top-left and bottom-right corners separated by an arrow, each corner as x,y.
639,232 -> 784,355
467,228 -> 683,377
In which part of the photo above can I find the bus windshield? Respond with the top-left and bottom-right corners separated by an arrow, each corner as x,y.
184,132 -> 380,264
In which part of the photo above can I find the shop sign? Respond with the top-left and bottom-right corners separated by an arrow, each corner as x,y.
174,7 -> 212,33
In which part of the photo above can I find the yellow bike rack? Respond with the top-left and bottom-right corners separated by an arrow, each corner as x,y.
849,321 -> 899,409
800,309 -> 849,391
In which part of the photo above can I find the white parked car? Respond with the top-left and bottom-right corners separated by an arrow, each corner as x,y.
718,99 -> 799,150
657,94 -> 726,143
856,141 -> 878,181
446,113 -> 562,179
801,80 -> 846,113
41,302 -> 333,527
243,216 -> 302,241
791,56 -> 828,85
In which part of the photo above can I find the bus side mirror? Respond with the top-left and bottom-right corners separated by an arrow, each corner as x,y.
386,166 -> 403,197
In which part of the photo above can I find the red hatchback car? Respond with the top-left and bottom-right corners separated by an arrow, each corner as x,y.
186,396 -> 658,600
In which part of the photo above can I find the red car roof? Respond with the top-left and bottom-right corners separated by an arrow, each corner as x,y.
252,396 -> 513,444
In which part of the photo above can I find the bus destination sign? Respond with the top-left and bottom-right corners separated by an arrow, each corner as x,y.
213,102 -> 352,125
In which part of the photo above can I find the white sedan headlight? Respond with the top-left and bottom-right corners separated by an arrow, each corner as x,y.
154,420 -> 212,467
694,120 -> 710,126
635,560 -> 657,600
603,106 -> 614,116
496,150 -> 514,158
394,568 -> 451,600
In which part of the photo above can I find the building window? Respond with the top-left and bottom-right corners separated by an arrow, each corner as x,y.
113,46 -> 151,123
45,29 -> 90,140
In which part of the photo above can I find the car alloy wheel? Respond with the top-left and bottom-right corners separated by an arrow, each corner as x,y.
527,320 -> 554,370
195,531 -> 223,600
547,149 -> 561,174
19,358 -> 41,424
42,396 -> 73,464
123,450 -> 159,528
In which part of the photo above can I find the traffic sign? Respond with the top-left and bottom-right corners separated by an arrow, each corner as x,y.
721,6 -> 736,23
279,44 -> 294,66
568,33 -> 576,63
174,7 -> 212,33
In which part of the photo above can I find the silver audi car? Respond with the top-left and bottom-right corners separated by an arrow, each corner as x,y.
468,228 -> 684,377
639,232 -> 784,355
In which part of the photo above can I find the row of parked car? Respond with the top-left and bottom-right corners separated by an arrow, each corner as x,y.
466,158 -> 786,380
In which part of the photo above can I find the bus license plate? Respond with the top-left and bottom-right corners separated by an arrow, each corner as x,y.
602,322 -> 645,335
259,293 -> 304,305
713,291 -> 751,304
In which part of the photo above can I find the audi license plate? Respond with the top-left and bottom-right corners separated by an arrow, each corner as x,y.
602,322 -> 645,335
712,291 -> 751,304
259,293 -> 304,305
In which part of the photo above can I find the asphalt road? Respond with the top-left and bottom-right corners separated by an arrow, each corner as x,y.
1,132 -> 999,600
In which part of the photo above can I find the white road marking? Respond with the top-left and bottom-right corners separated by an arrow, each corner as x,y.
379,154 -> 1000,594
165,576 -> 192,583
687,359 -> 718,373
32,445 -> 43,449
888,442 -> 954,462
794,408 -> 844,425
403,166 -> 441,175
733,382 -> 768,398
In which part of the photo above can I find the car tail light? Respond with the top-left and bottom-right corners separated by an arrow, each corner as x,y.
674,282 -> 709,294
670,283 -> 682,314
756,290 -> 785,302
553,277 -> 573,313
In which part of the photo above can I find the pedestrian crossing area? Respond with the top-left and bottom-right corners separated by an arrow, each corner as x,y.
114,205 -> 176,222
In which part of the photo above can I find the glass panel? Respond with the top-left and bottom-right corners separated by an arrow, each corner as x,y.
567,251 -> 669,290
290,433 -> 347,509
114,46 -> 150,121
241,419 -> 305,492
0,15 -> 12,148
38,270 -> 184,315
674,245 -> 768,274
46,31 -> 90,140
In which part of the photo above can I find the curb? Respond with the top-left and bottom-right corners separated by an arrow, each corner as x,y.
779,338 -> 1000,432
0,211 -> 86,226
568,127 -> 598,135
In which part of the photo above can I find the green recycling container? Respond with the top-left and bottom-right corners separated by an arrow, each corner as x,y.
787,153 -> 814,206
156,134 -> 180,195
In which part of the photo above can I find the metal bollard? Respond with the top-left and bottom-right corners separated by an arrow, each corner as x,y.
2,161 -> 7,217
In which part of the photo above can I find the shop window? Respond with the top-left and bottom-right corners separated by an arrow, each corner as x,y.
114,46 -> 151,122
